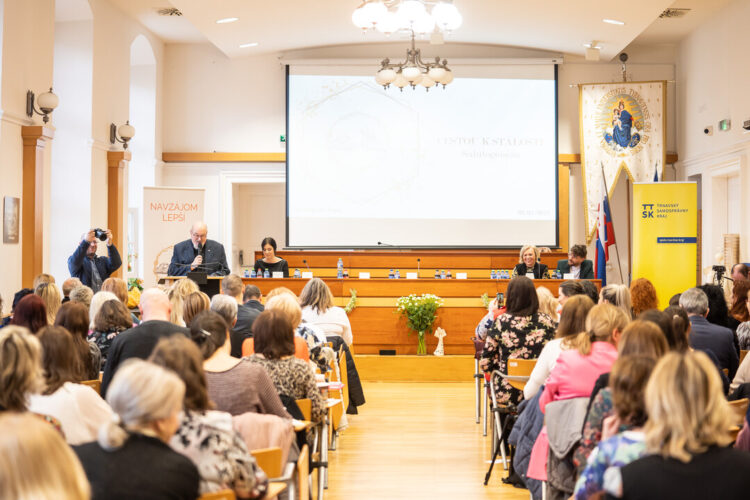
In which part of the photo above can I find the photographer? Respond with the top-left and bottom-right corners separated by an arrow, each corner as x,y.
67,228 -> 122,292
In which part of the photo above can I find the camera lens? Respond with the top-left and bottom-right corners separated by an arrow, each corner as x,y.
94,228 -> 107,241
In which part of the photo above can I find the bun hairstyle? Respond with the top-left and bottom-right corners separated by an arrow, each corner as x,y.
100,359 -> 184,451
189,310 -> 229,359
572,302 -> 629,355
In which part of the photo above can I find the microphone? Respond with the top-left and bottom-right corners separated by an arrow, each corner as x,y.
303,259 -> 310,270
417,258 -> 421,276
377,241 -> 394,246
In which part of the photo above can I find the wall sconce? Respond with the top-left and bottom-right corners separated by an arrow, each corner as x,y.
26,88 -> 59,123
110,121 -> 136,149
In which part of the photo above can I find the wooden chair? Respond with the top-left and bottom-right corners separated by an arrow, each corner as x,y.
250,447 -> 283,478
296,398 -> 312,422
741,349 -> 748,366
199,490 -> 235,500
297,444 -> 309,500
729,398 -> 749,422
503,358 -> 537,392
80,379 -> 101,395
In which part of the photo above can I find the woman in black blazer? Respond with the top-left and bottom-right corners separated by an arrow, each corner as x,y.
512,244 -> 548,279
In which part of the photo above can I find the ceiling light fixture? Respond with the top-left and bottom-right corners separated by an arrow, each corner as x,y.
239,42 -> 259,48
602,18 -> 625,25
375,31 -> 453,91
216,17 -> 239,24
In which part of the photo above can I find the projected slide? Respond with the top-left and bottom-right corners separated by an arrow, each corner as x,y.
287,72 -> 557,247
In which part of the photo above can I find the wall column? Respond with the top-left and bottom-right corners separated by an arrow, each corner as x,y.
21,126 -> 54,287
107,151 -> 130,278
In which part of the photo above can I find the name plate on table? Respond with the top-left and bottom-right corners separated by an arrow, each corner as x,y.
272,272 -> 284,278
456,272 -> 468,280
563,273 -> 574,279
301,271 -> 314,279
406,272 -> 418,279
359,272 -> 371,279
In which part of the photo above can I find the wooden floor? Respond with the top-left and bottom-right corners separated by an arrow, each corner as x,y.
318,381 -> 529,500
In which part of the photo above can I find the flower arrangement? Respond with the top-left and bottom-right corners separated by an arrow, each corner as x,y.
395,293 -> 444,355
344,289 -> 358,314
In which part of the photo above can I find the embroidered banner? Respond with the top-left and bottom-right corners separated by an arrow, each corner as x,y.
579,81 -> 666,242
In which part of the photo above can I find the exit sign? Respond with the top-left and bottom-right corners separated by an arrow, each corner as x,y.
719,119 -> 731,131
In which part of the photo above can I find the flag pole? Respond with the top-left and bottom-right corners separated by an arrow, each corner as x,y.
601,163 -> 626,284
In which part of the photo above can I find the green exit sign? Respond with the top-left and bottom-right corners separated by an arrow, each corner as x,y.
719,119 -> 731,131
280,135 -> 286,142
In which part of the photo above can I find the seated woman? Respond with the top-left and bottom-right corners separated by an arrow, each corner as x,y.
730,280 -> 750,349
88,291 -> 119,331
182,291 -> 210,327
600,284 -> 633,319
300,277 -> 353,345
253,236 -> 289,277
55,301 -> 100,380
101,277 -> 140,326
242,294 -> 311,362
605,351 -> 750,499
90,299 -> 133,367
574,356 -> 657,499
10,294 -> 48,333
247,310 -> 325,423
524,294 -> 595,399
73,360 -> 200,500
0,412 -> 90,500
480,276 -> 557,407
558,280 -> 586,307
149,335 -> 268,498
28,326 -> 113,445
512,244 -> 548,279
35,282 -> 62,326
168,278 -> 200,327
536,286 -> 560,323
630,278 -> 658,317
193,311 -> 290,419
0,326 -> 44,413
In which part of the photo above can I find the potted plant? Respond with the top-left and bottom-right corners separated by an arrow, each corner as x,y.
395,293 -> 444,355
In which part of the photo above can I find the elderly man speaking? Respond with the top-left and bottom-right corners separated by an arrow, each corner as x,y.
168,221 -> 230,276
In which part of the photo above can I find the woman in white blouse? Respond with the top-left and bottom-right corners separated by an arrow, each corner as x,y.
28,326 -> 113,445
299,278 -> 353,345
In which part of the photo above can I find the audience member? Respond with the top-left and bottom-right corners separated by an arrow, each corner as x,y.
149,335 -> 269,498
55,301 -> 100,380
536,286 -> 560,322
101,288 -> 191,397
69,285 -> 94,309
182,290 -> 210,327
474,295 -> 501,341
300,277 -> 354,345
730,280 -> 750,350
61,277 -> 82,303
193,311 -> 290,418
10,294 -> 48,333
168,278 -> 200,327
221,274 -> 257,357
630,278 -> 658,316
243,284 -> 264,312
67,229 -> 122,292
731,263 -> 749,282
28,326 -> 112,444
581,280 -> 600,305
558,280 -> 586,307
556,244 -> 594,279
89,290 -> 119,330
0,325 -> 43,412
524,295 -> 595,399
211,293 -> 239,345
74,360 -> 199,500
638,309 -> 681,351
663,305 -> 691,351
32,272 -> 56,290
680,287 -> 738,379
247,309 -> 325,423
668,293 -> 681,306
243,294 -> 311,362
481,276 -> 557,406
600,284 -> 633,319
35,282 -> 62,325
1,288 -> 33,327
91,299 -> 133,365
0,413 -> 90,500
101,277 -> 128,304
606,351 -> 750,499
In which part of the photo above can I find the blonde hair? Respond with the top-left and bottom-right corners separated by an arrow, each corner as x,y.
100,359 -> 185,450
168,279 -> 200,326
536,286 -> 559,322
265,287 -> 297,302
101,277 -> 128,304
518,245 -> 540,263
299,278 -> 335,314
266,294 -> 303,329
571,302 -> 629,355
35,282 -> 62,326
644,351 -> 736,462
600,284 -> 633,319
182,291 -> 210,327
0,326 -> 44,411
0,413 -> 90,500
32,273 -> 56,290
89,291 -> 118,330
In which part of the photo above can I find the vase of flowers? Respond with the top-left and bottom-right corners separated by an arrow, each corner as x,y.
396,293 -> 444,355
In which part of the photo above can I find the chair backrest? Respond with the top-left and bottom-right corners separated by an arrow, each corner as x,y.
297,444 -> 309,500
729,398 -> 749,423
506,358 -> 537,391
199,489 -> 236,500
296,398 -> 312,421
80,379 -> 101,395
741,350 -> 748,366
250,446 -> 283,479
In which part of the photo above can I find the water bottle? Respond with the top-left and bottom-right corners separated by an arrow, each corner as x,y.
250,269 -> 257,278
434,269 -> 440,279
491,269 -> 496,280
343,269 -> 349,279
263,269 -> 270,278
395,269 -> 400,279
294,268 -> 301,278
244,268 -> 249,278
440,270 -> 446,279
447,270 -> 452,279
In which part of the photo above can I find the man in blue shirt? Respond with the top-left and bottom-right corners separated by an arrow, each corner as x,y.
67,229 -> 122,292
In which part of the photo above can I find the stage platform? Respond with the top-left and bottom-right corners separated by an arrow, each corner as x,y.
355,354 -> 475,382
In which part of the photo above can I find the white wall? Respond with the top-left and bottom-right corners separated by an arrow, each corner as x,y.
234,182 -> 286,270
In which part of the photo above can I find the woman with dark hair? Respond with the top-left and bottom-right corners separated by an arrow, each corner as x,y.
10,294 -> 48,333
54,302 -> 100,380
28,326 -> 112,444
663,305 -> 690,351
480,276 -> 557,406
193,311 -> 289,419
90,299 -> 133,366
247,309 -> 325,423
729,281 -> 750,350
700,283 -> 740,356
253,237 -> 289,277
638,309 -> 682,351
149,335 -> 268,498
558,280 -> 586,307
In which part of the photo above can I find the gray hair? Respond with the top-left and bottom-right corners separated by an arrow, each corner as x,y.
679,288 -> 709,316
69,285 -> 94,309
210,294 -> 237,327
100,360 -> 184,450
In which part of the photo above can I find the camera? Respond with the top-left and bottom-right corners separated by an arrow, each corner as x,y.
93,228 -> 108,241
704,126 -> 713,136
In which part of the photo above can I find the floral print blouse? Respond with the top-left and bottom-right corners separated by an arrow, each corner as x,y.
481,312 -> 556,406
170,410 -> 268,498
574,387 -> 615,473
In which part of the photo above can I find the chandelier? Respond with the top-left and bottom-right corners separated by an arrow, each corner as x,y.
352,1 -> 462,91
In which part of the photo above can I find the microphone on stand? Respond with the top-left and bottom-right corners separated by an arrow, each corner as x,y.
417,258 -> 421,278
303,259 -> 310,270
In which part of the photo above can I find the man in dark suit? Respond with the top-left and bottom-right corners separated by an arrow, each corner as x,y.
221,275 -> 261,357
681,287 -> 739,379
243,284 -> 264,313
67,229 -> 122,292
556,244 -> 594,279
101,288 -> 191,397
167,221 -> 230,276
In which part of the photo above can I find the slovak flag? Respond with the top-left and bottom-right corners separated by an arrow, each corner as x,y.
596,177 -> 616,286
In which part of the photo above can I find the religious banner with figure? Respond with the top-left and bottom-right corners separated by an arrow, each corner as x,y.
579,81 -> 666,242
142,187 -> 205,288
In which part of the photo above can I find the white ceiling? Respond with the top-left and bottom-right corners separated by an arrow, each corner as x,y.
105,0 -> 730,60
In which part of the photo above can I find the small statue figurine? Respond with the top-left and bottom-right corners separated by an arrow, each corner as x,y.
433,327 -> 447,356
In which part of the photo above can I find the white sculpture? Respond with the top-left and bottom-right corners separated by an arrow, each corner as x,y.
433,327 -> 447,356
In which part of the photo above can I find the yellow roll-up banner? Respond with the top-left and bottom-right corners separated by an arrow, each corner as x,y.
632,182 -> 698,309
